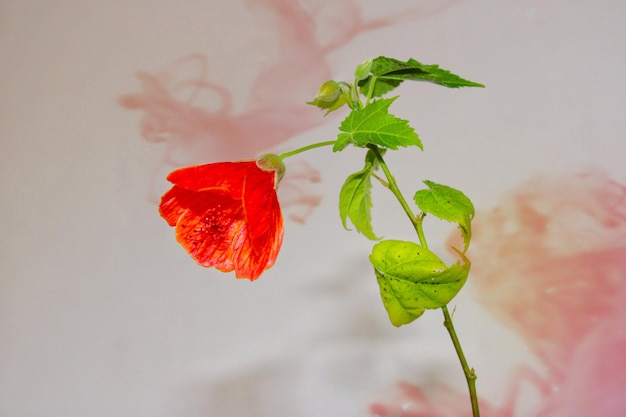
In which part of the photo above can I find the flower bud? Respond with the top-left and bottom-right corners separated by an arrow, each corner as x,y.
256,153 -> 286,185
307,80 -> 347,114
354,59 -> 373,82
312,80 -> 341,103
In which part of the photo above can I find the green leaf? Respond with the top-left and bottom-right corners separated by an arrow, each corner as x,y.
414,181 -> 475,252
339,151 -> 379,240
359,56 -> 485,98
334,97 -> 421,151
370,240 -> 470,327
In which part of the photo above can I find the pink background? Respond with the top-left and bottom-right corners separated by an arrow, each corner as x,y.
2,1 -> 626,416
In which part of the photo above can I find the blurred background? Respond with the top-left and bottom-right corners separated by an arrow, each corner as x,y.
2,1 -> 625,416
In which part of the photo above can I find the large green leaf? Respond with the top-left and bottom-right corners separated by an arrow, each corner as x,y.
370,240 -> 470,327
334,97 -> 421,151
414,181 -> 475,252
338,150 -> 379,240
359,56 -> 485,98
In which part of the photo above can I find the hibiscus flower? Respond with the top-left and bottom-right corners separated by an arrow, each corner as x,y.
159,154 -> 285,280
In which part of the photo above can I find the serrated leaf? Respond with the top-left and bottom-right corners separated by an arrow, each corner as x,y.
359,56 -> 485,98
333,132 -> 352,152
414,181 -> 475,252
370,240 -> 470,327
359,75 -> 401,98
335,97 -> 422,151
339,156 -> 379,240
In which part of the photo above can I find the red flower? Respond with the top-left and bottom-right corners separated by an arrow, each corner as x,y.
159,155 -> 285,280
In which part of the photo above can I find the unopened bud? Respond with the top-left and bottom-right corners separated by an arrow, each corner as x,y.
354,59 -> 373,82
256,153 -> 286,186
307,80 -> 347,114
313,80 -> 341,103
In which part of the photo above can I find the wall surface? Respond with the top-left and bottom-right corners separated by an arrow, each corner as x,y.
2,1 -> 626,416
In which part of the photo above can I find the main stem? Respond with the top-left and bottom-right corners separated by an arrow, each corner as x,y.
370,145 -> 480,417
442,305 -> 480,416
367,146 -> 426,244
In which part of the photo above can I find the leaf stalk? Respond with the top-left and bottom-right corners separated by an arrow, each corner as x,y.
279,141 -> 336,160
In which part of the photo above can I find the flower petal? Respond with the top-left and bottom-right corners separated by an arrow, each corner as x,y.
160,159 -> 285,280
242,167 -> 284,272
168,190 -> 247,272
159,186 -> 195,226
166,162 -> 252,195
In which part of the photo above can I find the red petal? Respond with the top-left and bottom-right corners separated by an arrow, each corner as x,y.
160,160 -> 284,280
166,161 -> 254,195
159,186 -> 193,226
241,165 -> 284,272
173,192 -> 247,274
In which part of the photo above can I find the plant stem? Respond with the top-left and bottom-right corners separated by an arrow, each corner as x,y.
279,140 -> 336,160
442,305 -> 480,417
368,145 -> 426,246
364,75 -> 377,106
370,144 -> 481,417
414,212 -> 429,250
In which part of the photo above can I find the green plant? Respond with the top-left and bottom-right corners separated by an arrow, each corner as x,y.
160,55 -> 484,416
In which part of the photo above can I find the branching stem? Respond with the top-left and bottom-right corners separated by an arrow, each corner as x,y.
369,144 -> 480,417
368,145 -> 427,247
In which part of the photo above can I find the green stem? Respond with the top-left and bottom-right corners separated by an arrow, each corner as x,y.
370,144 -> 480,417
279,141 -> 336,160
442,305 -> 480,417
415,212 -> 428,250
368,145 -> 426,246
364,75 -> 377,106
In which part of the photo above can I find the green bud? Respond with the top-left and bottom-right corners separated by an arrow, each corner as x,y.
312,80 -> 341,103
256,153 -> 286,185
307,80 -> 348,114
354,59 -> 373,82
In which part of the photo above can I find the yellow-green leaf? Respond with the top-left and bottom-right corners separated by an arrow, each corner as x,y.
414,181 -> 475,252
370,240 -> 470,327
